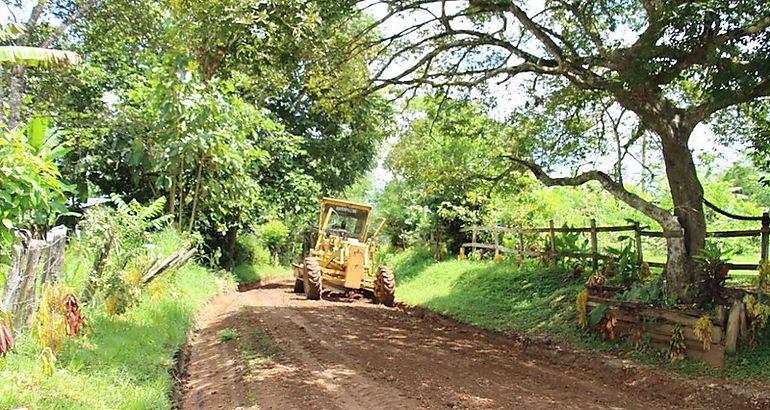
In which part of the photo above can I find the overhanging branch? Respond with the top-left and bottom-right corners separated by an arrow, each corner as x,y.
508,157 -> 682,233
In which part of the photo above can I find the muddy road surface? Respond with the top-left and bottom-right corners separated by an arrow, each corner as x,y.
179,278 -> 770,409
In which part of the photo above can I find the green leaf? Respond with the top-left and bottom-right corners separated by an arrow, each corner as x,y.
588,303 -> 608,326
0,46 -> 82,67
26,117 -> 49,151
129,139 -> 145,166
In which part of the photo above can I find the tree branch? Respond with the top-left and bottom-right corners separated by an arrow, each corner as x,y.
508,156 -> 681,232
41,0 -> 101,48
24,1 -> 48,38
689,78 -> 770,125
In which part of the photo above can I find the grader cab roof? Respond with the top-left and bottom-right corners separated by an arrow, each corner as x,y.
319,197 -> 372,240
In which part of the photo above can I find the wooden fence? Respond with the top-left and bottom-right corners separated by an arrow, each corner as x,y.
1,226 -> 68,328
462,212 -> 770,272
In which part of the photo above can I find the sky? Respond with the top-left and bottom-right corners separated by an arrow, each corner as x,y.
1,2 -> 32,24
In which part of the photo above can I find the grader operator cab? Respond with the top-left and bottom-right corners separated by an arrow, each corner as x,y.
292,198 -> 395,307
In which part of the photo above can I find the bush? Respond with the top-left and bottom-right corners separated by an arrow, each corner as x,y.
258,220 -> 289,263
233,232 -> 271,266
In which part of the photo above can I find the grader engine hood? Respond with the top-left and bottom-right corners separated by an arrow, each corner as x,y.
343,241 -> 368,289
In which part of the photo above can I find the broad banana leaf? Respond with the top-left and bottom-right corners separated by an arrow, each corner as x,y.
0,46 -> 81,67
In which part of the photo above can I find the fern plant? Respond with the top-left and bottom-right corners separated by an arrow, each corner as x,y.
80,196 -> 173,306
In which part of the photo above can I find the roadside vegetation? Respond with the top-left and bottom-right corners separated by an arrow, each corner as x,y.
230,222 -> 294,285
389,248 -> 770,380
0,225 -> 228,408
2,1 -> 386,406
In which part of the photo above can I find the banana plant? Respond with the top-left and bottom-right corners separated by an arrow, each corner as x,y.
0,23 -> 81,66
0,46 -> 81,67
0,22 -> 83,129
0,119 -> 70,281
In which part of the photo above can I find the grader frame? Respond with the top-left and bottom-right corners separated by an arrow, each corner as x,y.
292,197 -> 395,306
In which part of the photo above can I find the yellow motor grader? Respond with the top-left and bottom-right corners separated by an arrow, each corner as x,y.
292,197 -> 395,307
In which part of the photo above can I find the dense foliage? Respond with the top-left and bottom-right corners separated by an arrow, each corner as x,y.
0,0 -> 392,264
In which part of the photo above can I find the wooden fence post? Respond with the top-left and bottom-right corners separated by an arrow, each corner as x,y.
762,212 -> 769,261
549,220 -> 557,264
42,225 -> 67,284
19,239 -> 46,327
494,227 -> 500,258
1,241 -> 29,313
472,226 -> 478,254
634,221 -> 644,265
518,230 -> 524,255
590,219 -> 598,271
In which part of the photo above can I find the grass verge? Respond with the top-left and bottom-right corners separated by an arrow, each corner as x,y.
388,248 -> 770,380
0,262 -> 227,409
232,263 -> 293,284
389,249 -> 595,344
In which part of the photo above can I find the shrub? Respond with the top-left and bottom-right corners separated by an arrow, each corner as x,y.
258,220 -> 289,264
234,232 -> 271,266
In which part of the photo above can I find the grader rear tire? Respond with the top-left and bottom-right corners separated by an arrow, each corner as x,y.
293,278 -> 304,293
376,266 -> 396,307
303,256 -> 322,300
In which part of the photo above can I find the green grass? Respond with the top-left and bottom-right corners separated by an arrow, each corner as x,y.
390,249 -> 600,345
0,262 -> 227,409
390,248 -> 770,380
218,328 -> 240,342
231,263 -> 292,284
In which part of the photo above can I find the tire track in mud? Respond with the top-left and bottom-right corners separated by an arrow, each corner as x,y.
180,278 -> 770,410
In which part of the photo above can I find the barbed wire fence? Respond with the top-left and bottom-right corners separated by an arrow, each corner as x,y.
1,226 -> 68,328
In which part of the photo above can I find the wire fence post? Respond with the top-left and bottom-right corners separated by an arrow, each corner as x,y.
762,212 -> 769,262
590,219 -> 598,271
549,220 -> 557,266
16,239 -> 45,327
42,225 -> 67,284
1,226 -> 68,328
634,221 -> 644,266
471,226 -> 478,254
493,227 -> 500,258
518,230 -> 524,255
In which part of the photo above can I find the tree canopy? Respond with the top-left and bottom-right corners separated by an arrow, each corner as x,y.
1,0 -> 392,262
355,0 -> 770,302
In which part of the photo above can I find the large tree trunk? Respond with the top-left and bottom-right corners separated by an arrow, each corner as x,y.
660,131 -> 706,257
636,106 -> 705,302
659,129 -> 706,301
664,232 -> 692,302
616,93 -> 707,303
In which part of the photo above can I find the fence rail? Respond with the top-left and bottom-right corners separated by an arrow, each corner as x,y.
461,212 -> 770,272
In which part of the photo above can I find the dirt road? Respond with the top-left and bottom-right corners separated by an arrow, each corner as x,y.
179,278 -> 770,409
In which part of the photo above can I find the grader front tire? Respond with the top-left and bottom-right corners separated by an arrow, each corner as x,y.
303,256 -> 322,300
376,266 -> 396,307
